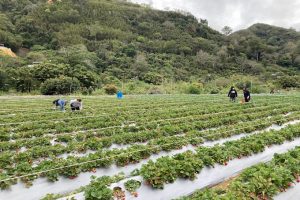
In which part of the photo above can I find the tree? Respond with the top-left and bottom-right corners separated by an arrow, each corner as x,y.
283,42 -> 300,67
72,67 -> 99,88
0,69 -> 9,91
143,72 -> 163,85
278,76 -> 299,89
61,45 -> 99,70
40,76 -> 81,95
15,67 -> 36,93
32,63 -> 69,82
221,26 -> 233,36
200,19 -> 208,26
248,37 -> 265,61
194,50 -> 216,71
122,44 -> 136,57
131,53 -> 149,79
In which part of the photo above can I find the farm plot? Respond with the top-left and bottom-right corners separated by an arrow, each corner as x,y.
0,94 -> 300,200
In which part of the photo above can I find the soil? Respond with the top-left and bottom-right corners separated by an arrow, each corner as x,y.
212,175 -> 239,190
113,187 -> 126,200
0,47 -> 17,57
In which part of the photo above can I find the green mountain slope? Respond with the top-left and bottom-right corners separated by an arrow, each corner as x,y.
230,23 -> 300,66
0,0 -> 299,94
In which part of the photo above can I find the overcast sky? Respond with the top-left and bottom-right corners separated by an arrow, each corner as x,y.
130,0 -> 300,32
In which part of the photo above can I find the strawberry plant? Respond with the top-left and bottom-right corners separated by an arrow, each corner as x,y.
37,160 -> 60,182
56,135 -> 73,143
173,151 -> 203,180
182,146 -> 300,200
2,95 -> 300,193
15,162 -> 37,187
140,157 -> 178,189
124,179 -> 141,193
0,173 -> 17,190
84,176 -> 113,200
60,157 -> 81,179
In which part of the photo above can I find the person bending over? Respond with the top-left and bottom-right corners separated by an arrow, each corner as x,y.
53,99 -> 67,111
243,88 -> 251,102
70,99 -> 82,111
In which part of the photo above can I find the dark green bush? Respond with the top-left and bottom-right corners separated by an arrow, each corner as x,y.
40,76 -> 80,95
278,76 -> 299,89
187,83 -> 202,94
143,72 -> 163,85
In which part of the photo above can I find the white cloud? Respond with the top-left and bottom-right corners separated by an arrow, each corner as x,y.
129,0 -> 300,31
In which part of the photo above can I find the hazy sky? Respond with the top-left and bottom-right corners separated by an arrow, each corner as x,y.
130,0 -> 300,31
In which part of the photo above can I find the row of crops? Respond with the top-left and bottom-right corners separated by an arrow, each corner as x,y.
1,94 -> 300,200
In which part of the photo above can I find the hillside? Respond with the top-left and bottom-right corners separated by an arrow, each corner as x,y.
0,0 -> 300,94
230,23 -> 300,66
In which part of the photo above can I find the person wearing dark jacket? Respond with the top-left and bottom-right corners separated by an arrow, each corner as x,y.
243,88 -> 251,102
228,86 -> 238,102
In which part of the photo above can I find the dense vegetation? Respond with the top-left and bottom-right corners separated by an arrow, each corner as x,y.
0,0 -> 300,94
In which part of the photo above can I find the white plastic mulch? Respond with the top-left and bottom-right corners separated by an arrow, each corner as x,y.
1,121 -> 300,200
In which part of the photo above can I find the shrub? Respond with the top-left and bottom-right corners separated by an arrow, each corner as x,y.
278,76 -> 299,89
236,81 -> 251,90
148,86 -> 163,94
104,84 -> 118,95
210,88 -> 219,94
40,76 -> 80,95
30,45 -> 46,51
251,85 -> 268,94
82,87 -> 89,95
143,72 -> 163,85
88,86 -> 94,95
82,87 -> 93,95
186,83 -> 203,94
0,70 -> 10,91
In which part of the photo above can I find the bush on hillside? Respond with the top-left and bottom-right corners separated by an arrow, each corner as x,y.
104,84 -> 118,95
40,76 -> 80,95
278,76 -> 299,89
186,83 -> 203,94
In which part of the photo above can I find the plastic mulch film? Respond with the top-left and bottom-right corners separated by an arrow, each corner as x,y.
275,182 -> 300,200
60,137 -> 300,200
0,145 -> 197,200
1,121 -> 299,200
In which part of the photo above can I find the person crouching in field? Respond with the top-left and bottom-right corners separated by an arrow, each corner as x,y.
228,86 -> 238,102
243,88 -> 251,102
53,99 -> 67,111
70,99 -> 82,111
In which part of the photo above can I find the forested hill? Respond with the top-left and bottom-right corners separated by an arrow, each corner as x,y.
0,0 -> 300,94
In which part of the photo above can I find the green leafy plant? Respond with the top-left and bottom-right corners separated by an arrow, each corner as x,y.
124,179 -> 141,193
84,176 -> 113,200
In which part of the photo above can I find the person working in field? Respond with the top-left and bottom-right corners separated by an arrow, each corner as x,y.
243,88 -> 251,102
228,86 -> 238,102
53,99 -> 67,111
70,98 -> 83,111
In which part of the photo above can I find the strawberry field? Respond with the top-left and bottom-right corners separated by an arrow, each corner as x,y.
1,94 -> 300,200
